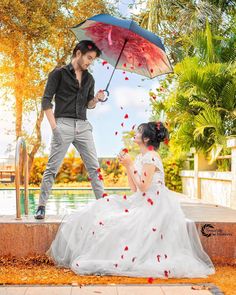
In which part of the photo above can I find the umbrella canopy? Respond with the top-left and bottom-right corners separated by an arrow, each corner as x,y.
71,14 -> 173,99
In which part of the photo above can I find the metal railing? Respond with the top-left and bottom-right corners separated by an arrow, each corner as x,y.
15,137 -> 29,220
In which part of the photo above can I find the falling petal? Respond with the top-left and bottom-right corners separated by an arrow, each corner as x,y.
123,195 -> 127,200
147,198 -> 154,205
152,228 -> 157,232
157,255 -> 161,262
132,257 -> 136,263
148,277 -> 154,284
107,198 -> 110,202
102,193 -> 108,198
115,131 -> 118,136
132,125 -> 136,130
98,174 -> 103,181
124,246 -> 129,251
121,122 -> 124,127
121,255 -> 124,259
148,146 -> 154,151
125,209 -> 129,213
125,77 -> 129,81
97,168 -> 101,173
164,270 -> 169,278
142,193 -> 146,197
122,71 -> 126,74
114,263 -> 118,268
123,63 -> 127,67
122,148 -> 129,153
106,161 -> 111,166
164,138 -> 169,145
124,114 -> 129,119
99,221 -> 104,226
102,61 -> 108,66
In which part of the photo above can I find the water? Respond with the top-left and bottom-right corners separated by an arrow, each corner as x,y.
0,188 -> 131,215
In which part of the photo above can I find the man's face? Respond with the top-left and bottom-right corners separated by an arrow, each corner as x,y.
76,50 -> 97,70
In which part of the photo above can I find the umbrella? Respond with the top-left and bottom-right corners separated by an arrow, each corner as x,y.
70,14 -> 173,101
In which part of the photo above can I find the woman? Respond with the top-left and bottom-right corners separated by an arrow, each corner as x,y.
47,121 -> 215,278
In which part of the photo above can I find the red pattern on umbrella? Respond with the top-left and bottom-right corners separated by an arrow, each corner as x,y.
83,22 -> 167,77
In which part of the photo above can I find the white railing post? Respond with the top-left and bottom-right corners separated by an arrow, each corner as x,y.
227,137 -> 236,209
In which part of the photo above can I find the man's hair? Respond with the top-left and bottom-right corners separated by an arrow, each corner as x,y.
72,40 -> 102,58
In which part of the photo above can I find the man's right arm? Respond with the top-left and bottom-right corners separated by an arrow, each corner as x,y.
41,68 -> 61,130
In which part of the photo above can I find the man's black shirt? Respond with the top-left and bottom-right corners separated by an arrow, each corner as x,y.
41,63 -> 95,120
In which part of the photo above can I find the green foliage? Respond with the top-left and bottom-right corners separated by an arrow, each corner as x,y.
162,157 -> 183,192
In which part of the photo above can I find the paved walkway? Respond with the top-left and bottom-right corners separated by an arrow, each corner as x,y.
0,284 -> 224,295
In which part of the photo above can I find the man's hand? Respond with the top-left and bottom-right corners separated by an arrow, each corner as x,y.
95,90 -> 105,102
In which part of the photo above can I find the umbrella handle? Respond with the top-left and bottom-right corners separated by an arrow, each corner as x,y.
99,89 -> 109,102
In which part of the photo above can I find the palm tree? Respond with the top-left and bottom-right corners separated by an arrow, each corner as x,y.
151,23 -> 236,162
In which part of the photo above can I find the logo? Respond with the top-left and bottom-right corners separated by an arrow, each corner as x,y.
201,224 -> 215,238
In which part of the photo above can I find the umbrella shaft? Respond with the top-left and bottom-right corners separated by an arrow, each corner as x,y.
105,39 -> 128,92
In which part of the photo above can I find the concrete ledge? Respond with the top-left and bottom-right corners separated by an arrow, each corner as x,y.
0,214 -> 235,266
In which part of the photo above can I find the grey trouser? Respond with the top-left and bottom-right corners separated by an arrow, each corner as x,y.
39,117 -> 104,206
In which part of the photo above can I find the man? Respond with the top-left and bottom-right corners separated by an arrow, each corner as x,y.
35,40 -> 105,219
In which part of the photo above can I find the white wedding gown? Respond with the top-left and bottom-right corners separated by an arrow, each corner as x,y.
48,152 -> 215,278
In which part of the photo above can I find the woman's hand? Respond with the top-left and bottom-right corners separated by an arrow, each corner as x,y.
118,152 -> 133,168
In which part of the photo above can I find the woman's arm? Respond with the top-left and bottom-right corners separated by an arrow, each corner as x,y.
126,163 -> 156,193
118,152 -> 156,193
126,168 -> 137,192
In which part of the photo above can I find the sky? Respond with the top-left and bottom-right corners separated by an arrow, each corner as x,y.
0,0 -> 166,159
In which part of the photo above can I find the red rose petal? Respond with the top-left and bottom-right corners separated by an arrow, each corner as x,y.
102,193 -> 108,198
157,255 -> 161,262
106,161 -> 111,166
99,221 -> 104,226
96,168 -> 101,173
123,63 -> 127,67
148,277 -> 154,284
122,148 -> 129,153
98,174 -> 103,181
124,246 -> 128,251
121,255 -> 124,259
164,138 -> 169,145
115,131 -> 118,136
132,124 -> 136,130
123,195 -> 127,200
164,270 -> 169,278
152,228 -> 157,232
148,146 -> 154,151
157,191 -> 159,195
121,122 -> 124,127
124,114 -> 129,119
147,198 -> 154,205
142,192 -> 146,197
102,61 -> 108,66
125,77 -> 129,80
125,209 -> 129,213
122,71 -> 126,74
